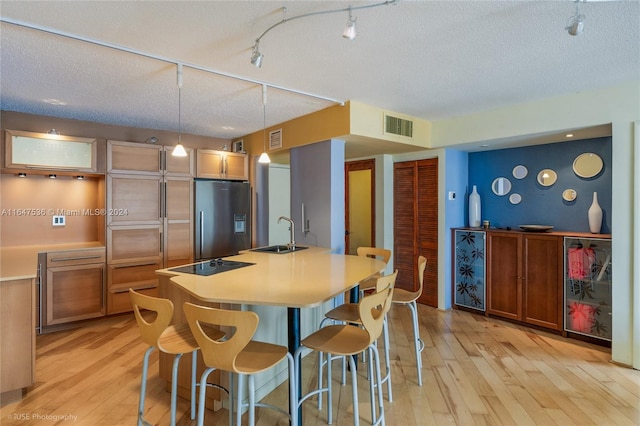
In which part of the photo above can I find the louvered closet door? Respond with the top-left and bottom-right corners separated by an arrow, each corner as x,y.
393,158 -> 439,307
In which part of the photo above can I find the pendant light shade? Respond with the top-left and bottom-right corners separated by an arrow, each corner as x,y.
343,7 -> 357,40
172,63 -> 188,157
259,84 -> 271,164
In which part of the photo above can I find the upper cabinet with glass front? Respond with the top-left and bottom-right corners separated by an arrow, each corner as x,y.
4,129 -> 99,173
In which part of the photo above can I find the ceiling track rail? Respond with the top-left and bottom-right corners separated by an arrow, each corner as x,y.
0,17 -> 345,106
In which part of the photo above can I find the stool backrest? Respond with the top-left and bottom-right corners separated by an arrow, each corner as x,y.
183,303 -> 259,373
360,270 -> 397,345
357,247 -> 391,265
129,288 -> 174,348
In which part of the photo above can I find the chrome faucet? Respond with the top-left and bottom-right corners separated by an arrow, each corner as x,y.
277,216 -> 295,249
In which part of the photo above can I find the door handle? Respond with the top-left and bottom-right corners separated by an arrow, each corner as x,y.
199,211 -> 205,256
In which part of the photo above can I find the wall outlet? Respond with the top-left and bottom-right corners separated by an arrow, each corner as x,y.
52,215 -> 65,226
448,191 -> 456,200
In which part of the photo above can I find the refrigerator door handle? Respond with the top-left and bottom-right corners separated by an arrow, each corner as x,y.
199,210 -> 205,257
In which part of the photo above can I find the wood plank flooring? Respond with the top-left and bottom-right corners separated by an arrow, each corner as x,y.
1,304 -> 638,425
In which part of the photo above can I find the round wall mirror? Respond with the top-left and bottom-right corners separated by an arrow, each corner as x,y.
573,153 -> 603,178
562,188 -> 577,202
512,165 -> 528,179
509,193 -> 522,205
491,177 -> 512,196
537,169 -> 557,187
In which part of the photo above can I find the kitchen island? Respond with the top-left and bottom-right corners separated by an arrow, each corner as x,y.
155,246 -> 386,412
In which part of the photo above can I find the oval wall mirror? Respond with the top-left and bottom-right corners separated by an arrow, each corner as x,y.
491,177 -> 512,196
509,193 -> 522,205
512,165 -> 528,179
573,153 -> 603,178
537,169 -> 557,187
562,188 -> 577,202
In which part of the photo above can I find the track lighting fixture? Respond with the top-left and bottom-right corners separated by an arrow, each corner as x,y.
566,0 -> 585,36
172,63 -> 187,157
47,129 -> 60,135
250,0 -> 398,67
17,173 -> 26,178
250,42 -> 264,68
343,7 -> 357,40
258,84 -> 271,164
48,174 -> 57,179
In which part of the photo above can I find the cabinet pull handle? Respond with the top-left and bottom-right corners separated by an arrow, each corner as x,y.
111,261 -> 159,268
50,255 -> 102,262
199,211 -> 205,256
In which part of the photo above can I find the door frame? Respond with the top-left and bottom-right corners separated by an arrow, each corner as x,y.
345,159 -> 376,253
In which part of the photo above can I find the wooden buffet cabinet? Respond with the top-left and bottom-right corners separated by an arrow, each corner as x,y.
453,228 -> 611,336
486,231 -> 563,331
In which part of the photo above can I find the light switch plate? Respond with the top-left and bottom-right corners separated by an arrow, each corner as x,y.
52,215 -> 65,226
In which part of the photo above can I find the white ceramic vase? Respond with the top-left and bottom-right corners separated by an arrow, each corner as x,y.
469,185 -> 481,228
588,191 -> 603,234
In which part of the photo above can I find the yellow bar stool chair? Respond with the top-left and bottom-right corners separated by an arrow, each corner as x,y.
318,248 -> 393,401
183,303 -> 297,426
391,255 -> 427,385
129,289 -> 225,426
297,272 -> 396,426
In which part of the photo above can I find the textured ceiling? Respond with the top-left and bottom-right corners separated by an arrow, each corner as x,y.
1,0 -> 638,153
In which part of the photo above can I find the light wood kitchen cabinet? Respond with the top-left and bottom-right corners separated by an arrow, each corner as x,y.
107,174 -> 162,226
4,129 -> 99,174
486,231 -> 563,331
0,278 -> 35,399
164,145 -> 194,176
107,140 -> 162,175
196,149 -> 248,180
106,141 -> 192,314
41,248 -> 106,329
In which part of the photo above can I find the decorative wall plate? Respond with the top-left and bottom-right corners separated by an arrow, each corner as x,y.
562,188 -> 577,202
491,177 -> 512,196
519,225 -> 554,232
537,169 -> 557,186
512,165 -> 528,179
573,153 -> 603,178
509,193 -> 522,204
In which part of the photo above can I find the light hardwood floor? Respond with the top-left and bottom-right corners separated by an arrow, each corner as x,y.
1,304 -> 638,425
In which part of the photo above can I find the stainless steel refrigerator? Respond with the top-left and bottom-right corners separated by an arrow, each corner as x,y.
194,179 -> 251,260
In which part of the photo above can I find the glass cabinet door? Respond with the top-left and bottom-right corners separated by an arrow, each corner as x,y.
454,230 -> 486,311
564,237 -> 612,341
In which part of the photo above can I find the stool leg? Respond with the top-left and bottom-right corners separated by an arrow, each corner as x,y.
190,350 -> 197,420
138,346 -> 154,426
371,345 -> 385,426
327,353 -> 333,425
382,315 -> 392,400
228,372 -> 234,426
197,367 -> 215,426
317,351 -> 324,410
236,374 -> 245,426
170,353 -> 183,426
367,347 -> 376,424
347,354 -> 360,426
248,374 -> 256,426
408,301 -> 423,386
286,353 -> 298,426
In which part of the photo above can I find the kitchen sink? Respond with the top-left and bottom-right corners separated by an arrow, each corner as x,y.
251,245 -> 308,254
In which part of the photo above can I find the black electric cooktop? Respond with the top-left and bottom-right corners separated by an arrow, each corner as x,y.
168,258 -> 255,276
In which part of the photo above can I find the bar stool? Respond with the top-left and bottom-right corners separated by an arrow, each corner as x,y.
391,255 -> 427,385
318,248 -> 393,401
129,289 -> 225,426
297,272 -> 396,426
183,303 -> 297,426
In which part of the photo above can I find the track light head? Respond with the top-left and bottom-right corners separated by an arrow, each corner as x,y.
343,8 -> 357,40
566,1 -> 585,36
250,42 -> 264,68
566,14 -> 585,36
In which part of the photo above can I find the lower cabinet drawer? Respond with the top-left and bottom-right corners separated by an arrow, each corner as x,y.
107,261 -> 161,315
108,286 -> 158,315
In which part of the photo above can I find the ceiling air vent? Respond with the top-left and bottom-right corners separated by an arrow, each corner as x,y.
269,128 -> 282,149
384,114 -> 413,138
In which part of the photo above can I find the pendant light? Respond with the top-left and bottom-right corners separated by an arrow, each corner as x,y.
172,63 -> 187,157
258,84 -> 271,164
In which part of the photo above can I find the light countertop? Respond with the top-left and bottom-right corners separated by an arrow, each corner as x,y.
0,242 -> 105,281
156,246 -> 386,308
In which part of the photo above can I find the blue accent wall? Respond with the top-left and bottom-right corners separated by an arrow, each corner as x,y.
468,137 -> 611,233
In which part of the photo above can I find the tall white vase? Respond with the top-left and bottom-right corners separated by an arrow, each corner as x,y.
469,185 -> 481,228
588,191 -> 603,234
